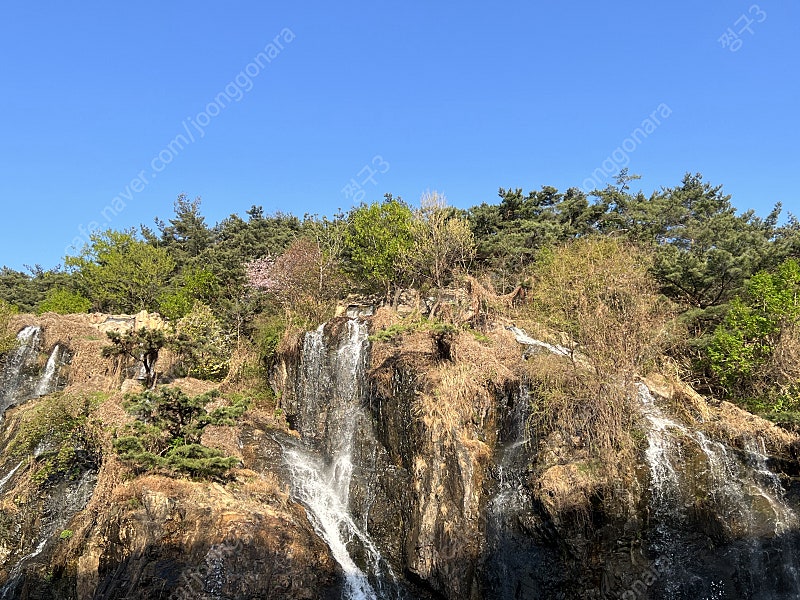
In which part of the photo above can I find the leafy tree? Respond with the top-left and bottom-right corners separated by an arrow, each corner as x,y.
36,288 -> 91,314
113,386 -> 245,479
246,236 -> 341,325
172,301 -> 232,380
343,196 -> 415,298
65,229 -> 176,313
102,328 -> 168,388
707,258 -> 800,393
158,267 -> 219,320
409,191 -> 475,289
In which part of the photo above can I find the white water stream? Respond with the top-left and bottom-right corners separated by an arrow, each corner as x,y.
0,461 -> 23,491
284,319 -> 392,599
33,344 -> 61,397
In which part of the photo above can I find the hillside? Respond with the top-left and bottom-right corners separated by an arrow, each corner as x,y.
0,180 -> 799,598
0,293 -> 798,598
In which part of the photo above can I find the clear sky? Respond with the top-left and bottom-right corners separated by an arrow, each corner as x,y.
1,1 -> 797,271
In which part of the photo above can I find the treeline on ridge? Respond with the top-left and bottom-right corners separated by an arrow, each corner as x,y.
1,171 -> 800,424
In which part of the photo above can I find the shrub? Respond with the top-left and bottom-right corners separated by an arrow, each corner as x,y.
9,392 -> 105,486
524,238 -> 674,477
0,299 -> 18,355
173,301 -> 232,380
707,259 -> 800,414
113,386 -> 246,479
36,288 -> 91,315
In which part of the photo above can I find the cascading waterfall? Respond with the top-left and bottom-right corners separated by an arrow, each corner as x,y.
483,385 -> 540,599
0,461 -> 23,491
637,382 -> 800,598
509,327 -> 800,598
33,343 -> 62,397
637,383 -> 686,504
0,325 -> 43,418
283,319 -> 395,600
638,383 -> 798,530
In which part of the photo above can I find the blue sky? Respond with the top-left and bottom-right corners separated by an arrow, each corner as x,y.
1,1 -> 797,270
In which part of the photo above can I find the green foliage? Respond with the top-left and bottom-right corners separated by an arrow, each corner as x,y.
113,386 -> 246,479
469,186 -> 601,291
253,312 -> 289,365
65,229 -> 176,313
173,302 -> 231,380
36,288 -> 91,315
635,174 -> 779,314
9,392 -> 105,486
102,328 -> 168,387
708,259 -> 800,391
344,196 -> 415,296
149,195 -> 213,266
368,316 -> 460,342
0,266 -> 73,313
59,529 -> 74,540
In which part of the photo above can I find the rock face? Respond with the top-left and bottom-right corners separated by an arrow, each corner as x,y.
0,316 -> 340,600
2,313 -> 800,599
278,316 -> 800,599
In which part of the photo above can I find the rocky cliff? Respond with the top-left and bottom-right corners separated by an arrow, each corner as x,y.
0,310 -> 799,599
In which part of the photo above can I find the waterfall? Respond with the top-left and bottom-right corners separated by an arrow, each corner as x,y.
0,461 -> 23,491
0,325 -> 43,418
483,385 -> 541,599
0,537 -> 48,600
507,326 -> 572,357
34,344 -> 61,397
637,382 -> 800,597
637,383 -> 686,505
283,319 -> 395,599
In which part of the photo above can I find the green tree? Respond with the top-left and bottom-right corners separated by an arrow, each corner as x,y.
344,196 -> 415,298
146,195 -> 213,266
469,186 -> 601,291
102,328 -> 168,388
113,386 -> 245,479
65,229 -> 176,313
36,288 -> 91,314
632,174 -> 778,313
0,266 -> 72,313
707,258 -> 800,392
196,209 -> 302,338
158,267 -> 219,320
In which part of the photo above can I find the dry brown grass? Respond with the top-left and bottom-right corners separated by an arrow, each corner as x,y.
766,322 -> 800,389
536,462 -> 599,525
705,401 -> 798,455
373,325 -> 523,461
